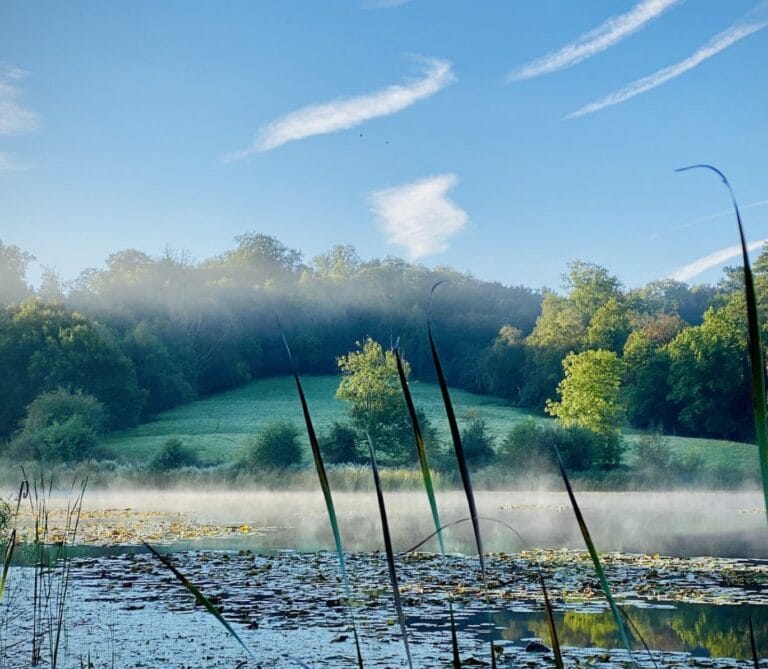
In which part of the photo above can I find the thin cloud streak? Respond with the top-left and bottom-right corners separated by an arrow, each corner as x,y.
509,0 -> 682,81
0,66 -> 39,136
226,57 -> 454,159
567,17 -> 768,118
370,174 -> 468,260
649,199 -> 768,240
670,239 -> 767,282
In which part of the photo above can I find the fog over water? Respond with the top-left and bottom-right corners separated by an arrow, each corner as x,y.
63,489 -> 768,558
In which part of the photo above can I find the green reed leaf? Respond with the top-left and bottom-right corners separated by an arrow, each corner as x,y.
428,282 -> 497,668
279,324 -> 365,668
143,543 -> 277,664
395,344 -> 461,668
0,529 -> 16,604
555,447 -> 634,661
676,164 -> 768,525
749,616 -> 759,669
367,434 -> 413,669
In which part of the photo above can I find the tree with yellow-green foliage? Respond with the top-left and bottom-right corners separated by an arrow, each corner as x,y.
545,349 -> 625,467
336,338 -> 431,465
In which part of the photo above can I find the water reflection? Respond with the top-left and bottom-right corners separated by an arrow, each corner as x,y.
491,604 -> 766,660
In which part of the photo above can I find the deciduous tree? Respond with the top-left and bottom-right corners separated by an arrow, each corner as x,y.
546,349 -> 625,439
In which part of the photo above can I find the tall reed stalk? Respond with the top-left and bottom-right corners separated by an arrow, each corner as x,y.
676,164 -> 768,524
280,324 -> 365,667
143,543 -> 259,663
366,434 -> 413,669
0,480 -> 27,606
22,469 -> 86,668
554,448 -> 634,661
427,281 -> 498,669
395,344 -> 461,668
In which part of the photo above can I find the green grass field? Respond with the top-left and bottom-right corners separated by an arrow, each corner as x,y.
622,431 -> 759,473
102,374 -> 760,478
101,374 -> 540,464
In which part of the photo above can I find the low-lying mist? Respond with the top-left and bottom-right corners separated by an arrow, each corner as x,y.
50,488 -> 768,558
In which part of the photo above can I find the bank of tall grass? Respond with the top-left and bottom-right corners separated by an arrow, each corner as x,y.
0,455 -> 759,492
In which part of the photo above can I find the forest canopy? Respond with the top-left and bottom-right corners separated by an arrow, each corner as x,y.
0,232 -> 759,447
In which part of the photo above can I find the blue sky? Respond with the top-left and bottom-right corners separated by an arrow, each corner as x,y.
1,0 -> 766,291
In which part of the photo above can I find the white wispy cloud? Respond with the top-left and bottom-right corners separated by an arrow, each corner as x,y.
370,174 -> 468,260
226,56 -> 454,159
670,239 -> 767,282
509,0 -> 682,81
0,66 -> 39,136
0,66 -> 39,173
566,15 -> 768,118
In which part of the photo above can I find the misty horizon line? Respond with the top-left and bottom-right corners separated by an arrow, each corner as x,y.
3,232 -> 745,299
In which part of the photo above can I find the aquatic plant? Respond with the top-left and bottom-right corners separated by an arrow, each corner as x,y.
280,325 -> 365,667
21,469 -> 87,668
0,480 -> 27,606
427,281 -> 498,669
367,434 -> 413,668
143,543 -> 257,661
554,447 -> 635,659
676,164 -> 768,524
395,343 -> 461,667
407,515 -> 565,669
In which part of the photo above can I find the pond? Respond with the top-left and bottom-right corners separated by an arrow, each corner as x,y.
1,490 -> 766,667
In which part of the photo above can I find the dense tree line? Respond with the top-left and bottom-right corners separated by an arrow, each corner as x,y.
0,235 -> 541,445
0,231 -> 761,456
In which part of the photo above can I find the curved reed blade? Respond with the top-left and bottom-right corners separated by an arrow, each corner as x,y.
620,607 -> 659,669
554,448 -> 634,661
428,282 -> 497,669
145,544 -> 312,668
749,616 -> 759,669
395,345 -> 444,554
427,284 -> 485,575
279,322 -> 365,668
395,344 -> 461,668
676,164 -> 768,524
0,476 -> 26,605
367,434 -> 413,669
14,478 -> 29,517
540,575 -> 564,669
143,543 -> 265,664
406,516 -> 564,669
0,529 -> 16,603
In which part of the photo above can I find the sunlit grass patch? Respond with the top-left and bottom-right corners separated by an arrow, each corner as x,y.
100,374 -> 536,463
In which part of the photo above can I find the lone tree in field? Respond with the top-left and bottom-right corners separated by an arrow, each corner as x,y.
336,338 -> 419,464
545,349 -> 625,467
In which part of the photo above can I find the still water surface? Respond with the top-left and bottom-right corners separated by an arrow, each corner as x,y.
3,489 -> 765,667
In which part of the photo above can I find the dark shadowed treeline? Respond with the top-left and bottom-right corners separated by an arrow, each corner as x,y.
0,232 -> 762,448
0,235 -> 541,440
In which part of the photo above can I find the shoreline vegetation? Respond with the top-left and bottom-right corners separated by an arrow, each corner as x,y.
0,460 -> 761,492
